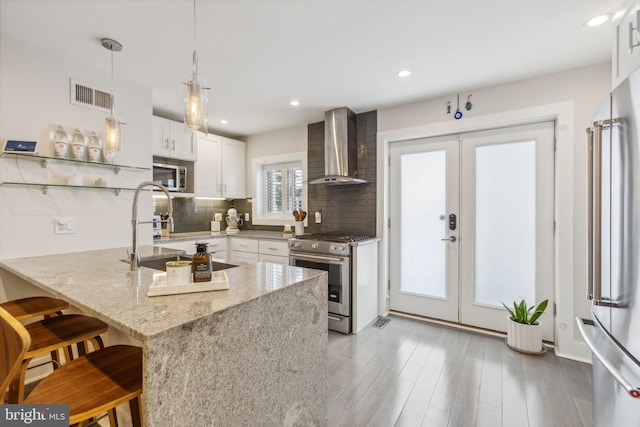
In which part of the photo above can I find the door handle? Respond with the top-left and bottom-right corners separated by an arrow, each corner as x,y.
441,236 -> 456,242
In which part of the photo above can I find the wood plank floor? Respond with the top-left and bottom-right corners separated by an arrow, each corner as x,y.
328,315 -> 593,427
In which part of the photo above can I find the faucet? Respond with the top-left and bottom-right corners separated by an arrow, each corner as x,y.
130,181 -> 174,270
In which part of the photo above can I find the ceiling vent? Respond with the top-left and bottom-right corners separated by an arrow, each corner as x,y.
70,79 -> 112,111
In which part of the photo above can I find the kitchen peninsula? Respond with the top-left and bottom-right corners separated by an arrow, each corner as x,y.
0,246 -> 328,426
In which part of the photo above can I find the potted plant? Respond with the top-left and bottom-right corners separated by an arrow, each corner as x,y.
501,298 -> 548,354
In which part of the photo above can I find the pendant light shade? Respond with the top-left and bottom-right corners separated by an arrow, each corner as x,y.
102,38 -> 123,163
184,0 -> 209,134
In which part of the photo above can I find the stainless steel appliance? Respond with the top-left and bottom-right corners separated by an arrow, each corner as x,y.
289,232 -> 374,334
152,162 -> 187,192
578,65 -> 640,426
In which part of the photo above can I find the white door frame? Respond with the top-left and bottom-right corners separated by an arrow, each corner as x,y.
376,102 -> 588,360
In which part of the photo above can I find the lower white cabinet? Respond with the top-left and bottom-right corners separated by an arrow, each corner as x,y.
230,237 -> 289,265
156,237 -> 227,261
156,236 -> 288,266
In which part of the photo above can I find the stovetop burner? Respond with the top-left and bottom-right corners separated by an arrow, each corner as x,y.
294,232 -> 375,243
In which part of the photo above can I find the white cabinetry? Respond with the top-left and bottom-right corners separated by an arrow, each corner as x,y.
230,238 -> 288,265
195,133 -> 246,199
152,116 -> 195,160
156,237 -> 227,261
614,0 -> 640,88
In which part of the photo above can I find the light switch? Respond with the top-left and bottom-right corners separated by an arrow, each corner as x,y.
54,217 -> 76,234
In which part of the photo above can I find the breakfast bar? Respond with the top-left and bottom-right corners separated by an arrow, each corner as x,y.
0,246 -> 328,426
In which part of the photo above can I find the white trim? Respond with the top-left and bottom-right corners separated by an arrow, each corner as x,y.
251,151 -> 307,226
377,101 -> 580,359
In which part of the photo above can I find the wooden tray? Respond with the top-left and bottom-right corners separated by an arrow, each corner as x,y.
148,271 -> 229,297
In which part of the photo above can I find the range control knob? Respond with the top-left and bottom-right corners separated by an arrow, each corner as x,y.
336,246 -> 345,252
330,245 -> 336,251
291,242 -> 300,248
311,243 -> 319,249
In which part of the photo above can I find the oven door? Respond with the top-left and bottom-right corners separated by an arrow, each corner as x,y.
289,252 -> 351,331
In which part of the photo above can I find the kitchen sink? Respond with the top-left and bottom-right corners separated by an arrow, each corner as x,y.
122,255 -> 237,272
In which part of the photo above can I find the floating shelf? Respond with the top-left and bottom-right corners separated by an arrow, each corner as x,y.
0,151 -> 149,174
0,181 -> 139,196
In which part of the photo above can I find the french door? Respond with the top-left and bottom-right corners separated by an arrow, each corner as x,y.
389,122 -> 555,341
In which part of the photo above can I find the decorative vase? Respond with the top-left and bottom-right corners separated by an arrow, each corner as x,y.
506,317 -> 543,354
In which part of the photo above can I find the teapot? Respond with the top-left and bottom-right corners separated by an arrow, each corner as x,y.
225,208 -> 244,234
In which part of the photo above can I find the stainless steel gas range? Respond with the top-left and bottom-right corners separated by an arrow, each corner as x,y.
288,232 -> 375,334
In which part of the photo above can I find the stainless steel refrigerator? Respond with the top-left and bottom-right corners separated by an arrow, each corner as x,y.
577,65 -> 640,426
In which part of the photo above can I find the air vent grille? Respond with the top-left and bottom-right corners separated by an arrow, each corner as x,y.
70,79 -> 112,111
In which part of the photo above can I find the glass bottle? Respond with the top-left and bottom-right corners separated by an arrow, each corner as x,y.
53,125 -> 69,159
192,242 -> 212,282
70,128 -> 86,161
87,131 -> 102,163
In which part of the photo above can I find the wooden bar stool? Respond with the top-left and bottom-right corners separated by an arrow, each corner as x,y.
1,296 -> 71,370
0,296 -> 69,321
8,314 -> 109,404
1,307 -> 143,427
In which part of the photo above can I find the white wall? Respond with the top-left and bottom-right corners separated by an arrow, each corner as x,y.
377,62 -> 611,361
0,36 -> 154,260
244,125 -> 307,196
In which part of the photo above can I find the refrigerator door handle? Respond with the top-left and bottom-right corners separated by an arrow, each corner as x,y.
576,317 -> 640,399
586,126 -> 594,301
591,119 -> 623,307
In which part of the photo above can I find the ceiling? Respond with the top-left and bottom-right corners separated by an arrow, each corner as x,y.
0,0 -> 623,138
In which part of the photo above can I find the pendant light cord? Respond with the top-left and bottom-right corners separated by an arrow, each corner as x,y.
192,0 -> 198,78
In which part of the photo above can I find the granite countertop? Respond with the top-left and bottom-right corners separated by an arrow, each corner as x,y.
155,230 -> 291,243
0,246 -> 324,341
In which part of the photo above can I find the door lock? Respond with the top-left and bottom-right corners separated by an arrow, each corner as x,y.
441,236 -> 457,242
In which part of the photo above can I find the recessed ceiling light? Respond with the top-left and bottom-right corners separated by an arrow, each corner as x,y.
290,100 -> 300,106
397,69 -> 411,78
220,119 -> 228,124
585,14 -> 611,27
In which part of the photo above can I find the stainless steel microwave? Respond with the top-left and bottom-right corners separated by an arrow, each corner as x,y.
152,163 -> 187,192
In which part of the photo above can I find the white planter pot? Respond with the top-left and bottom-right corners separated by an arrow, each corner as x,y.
506,317 -> 543,354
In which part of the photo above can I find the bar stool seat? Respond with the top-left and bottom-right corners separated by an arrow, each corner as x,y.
1,307 -> 142,427
0,296 -> 68,321
8,314 -> 109,403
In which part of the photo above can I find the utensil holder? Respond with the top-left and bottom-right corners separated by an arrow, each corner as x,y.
295,221 -> 304,236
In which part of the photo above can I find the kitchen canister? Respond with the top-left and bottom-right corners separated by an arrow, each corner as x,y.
295,221 -> 304,236
166,261 -> 192,285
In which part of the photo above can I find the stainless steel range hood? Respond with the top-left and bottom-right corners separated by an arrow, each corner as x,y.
309,107 -> 368,185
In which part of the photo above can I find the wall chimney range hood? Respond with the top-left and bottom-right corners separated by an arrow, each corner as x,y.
309,107 -> 368,185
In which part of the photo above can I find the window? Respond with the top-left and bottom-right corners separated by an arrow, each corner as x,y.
252,152 -> 307,225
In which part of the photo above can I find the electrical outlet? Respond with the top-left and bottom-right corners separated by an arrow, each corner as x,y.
54,217 -> 76,234
315,212 -> 322,223
244,213 -> 250,222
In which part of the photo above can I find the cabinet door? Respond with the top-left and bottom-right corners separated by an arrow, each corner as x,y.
614,0 -> 640,88
231,251 -> 260,265
221,138 -> 246,198
152,116 -> 170,156
195,133 -> 222,197
259,254 -> 289,265
169,121 -> 196,161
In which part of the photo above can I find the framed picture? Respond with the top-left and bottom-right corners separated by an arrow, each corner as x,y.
4,140 -> 37,153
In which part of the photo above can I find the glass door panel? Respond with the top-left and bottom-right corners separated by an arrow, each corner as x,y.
474,141 -> 536,306
400,150 -> 446,297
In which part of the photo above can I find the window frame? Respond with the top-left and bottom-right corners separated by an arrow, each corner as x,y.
251,151 -> 307,226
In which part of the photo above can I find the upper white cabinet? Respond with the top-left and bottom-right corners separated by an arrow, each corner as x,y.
152,116 -> 196,161
613,0 -> 640,88
222,137 -> 246,199
195,132 -> 246,199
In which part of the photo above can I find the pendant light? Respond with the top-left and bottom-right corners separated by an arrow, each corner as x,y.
102,38 -> 123,163
183,0 -> 209,134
